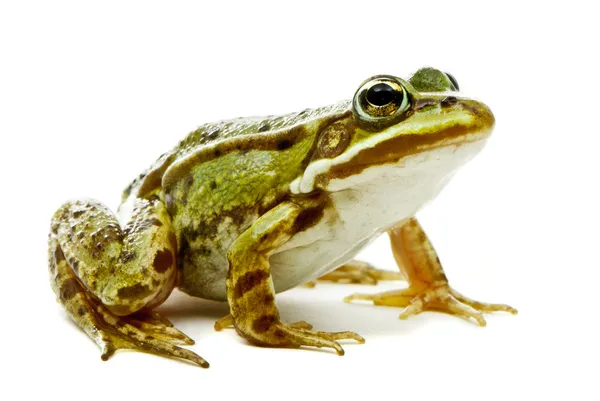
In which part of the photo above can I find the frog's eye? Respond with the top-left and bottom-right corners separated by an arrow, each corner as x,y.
445,72 -> 460,91
354,78 -> 411,122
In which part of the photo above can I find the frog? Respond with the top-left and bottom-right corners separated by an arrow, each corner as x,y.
47,67 -> 517,368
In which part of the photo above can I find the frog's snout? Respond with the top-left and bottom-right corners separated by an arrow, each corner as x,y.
459,99 -> 495,139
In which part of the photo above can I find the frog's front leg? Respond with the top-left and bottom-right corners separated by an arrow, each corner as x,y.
225,202 -> 364,355
48,198 -> 208,367
345,218 -> 517,326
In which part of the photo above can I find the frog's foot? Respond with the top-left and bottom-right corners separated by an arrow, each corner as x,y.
345,283 -> 517,326
307,261 -> 404,287
126,310 -> 195,345
216,314 -> 359,355
252,320 -> 365,356
91,304 -> 208,367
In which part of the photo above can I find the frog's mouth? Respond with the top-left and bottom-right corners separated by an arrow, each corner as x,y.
291,98 -> 494,194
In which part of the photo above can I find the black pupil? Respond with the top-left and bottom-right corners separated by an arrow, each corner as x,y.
366,83 -> 397,106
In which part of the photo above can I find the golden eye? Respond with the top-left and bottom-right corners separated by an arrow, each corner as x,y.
317,121 -> 351,158
354,78 -> 411,121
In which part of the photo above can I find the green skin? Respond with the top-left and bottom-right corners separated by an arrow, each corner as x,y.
48,67 -> 514,367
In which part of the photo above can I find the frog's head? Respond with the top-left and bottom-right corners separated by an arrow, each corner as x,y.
291,67 -> 495,194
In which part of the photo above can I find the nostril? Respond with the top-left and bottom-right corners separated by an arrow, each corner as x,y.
442,96 -> 458,106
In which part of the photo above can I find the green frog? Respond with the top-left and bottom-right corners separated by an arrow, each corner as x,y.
48,67 -> 516,368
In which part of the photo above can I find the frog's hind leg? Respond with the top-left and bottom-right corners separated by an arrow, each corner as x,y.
48,198 -> 208,367
344,218 -> 517,326
306,260 -> 404,287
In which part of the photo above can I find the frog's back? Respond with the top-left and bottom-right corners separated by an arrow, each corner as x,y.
121,102 -> 350,202
119,101 -> 350,300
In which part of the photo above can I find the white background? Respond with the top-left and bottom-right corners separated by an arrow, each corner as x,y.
1,1 -> 598,400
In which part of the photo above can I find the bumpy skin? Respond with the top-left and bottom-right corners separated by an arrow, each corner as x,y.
48,199 -> 207,366
48,67 -> 516,367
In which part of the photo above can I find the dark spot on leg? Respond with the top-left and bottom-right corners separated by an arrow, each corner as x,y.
60,278 -> 81,301
54,246 -> 66,263
276,139 -> 293,150
252,314 -> 277,334
77,306 -> 86,316
233,270 -> 269,299
209,180 -> 217,190
153,249 -> 174,273
258,122 -> 271,132
214,148 -> 221,157
150,218 -> 163,227
262,293 -> 275,305
117,283 -> 153,299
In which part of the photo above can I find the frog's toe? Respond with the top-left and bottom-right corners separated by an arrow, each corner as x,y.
127,312 -> 195,345
214,314 -> 234,331
265,322 -> 365,356
93,304 -> 209,367
315,261 -> 404,285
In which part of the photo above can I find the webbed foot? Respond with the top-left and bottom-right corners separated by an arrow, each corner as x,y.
345,283 -> 517,326
94,305 -> 209,367
306,260 -> 403,287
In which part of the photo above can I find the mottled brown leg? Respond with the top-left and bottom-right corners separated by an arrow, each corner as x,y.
345,218 -> 517,326
308,260 -> 403,286
224,202 -> 364,355
48,236 -> 208,367
48,198 -> 208,367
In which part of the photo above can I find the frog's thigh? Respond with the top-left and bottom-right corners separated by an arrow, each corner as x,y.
48,198 -> 208,367
224,202 -> 364,355
345,218 -> 517,326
